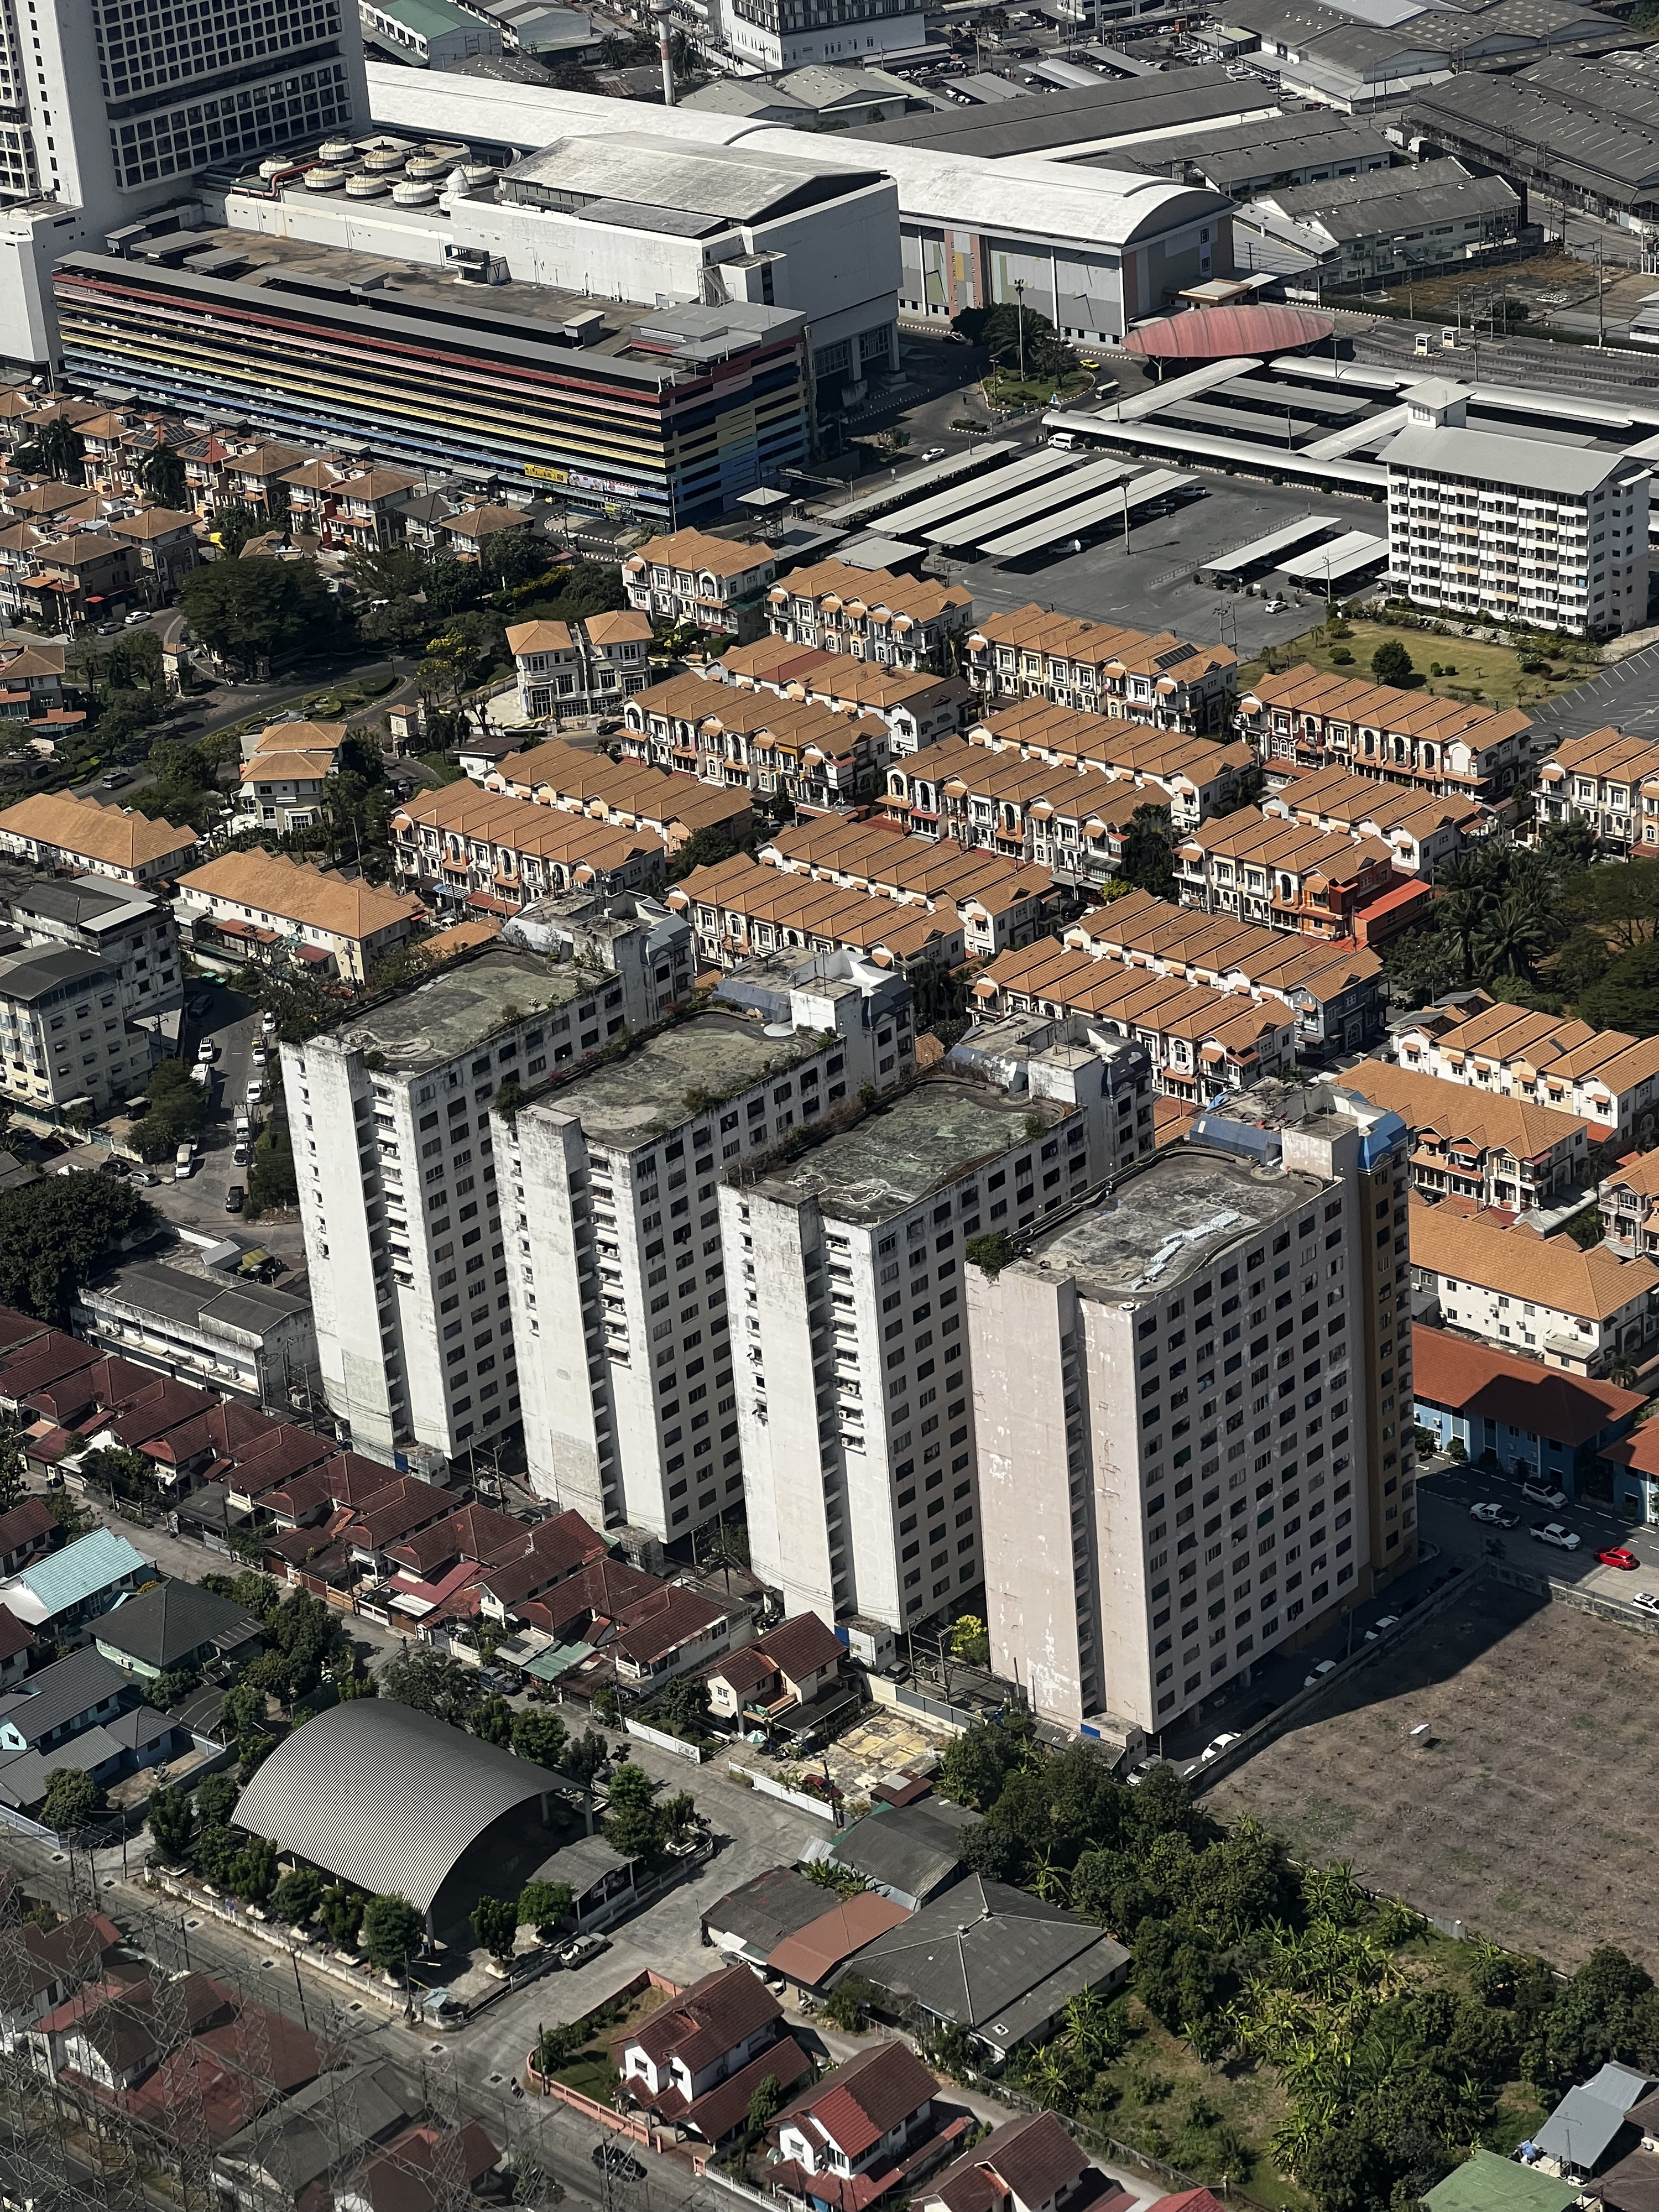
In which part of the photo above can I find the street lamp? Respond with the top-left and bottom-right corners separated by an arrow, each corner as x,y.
1013,276 -> 1027,384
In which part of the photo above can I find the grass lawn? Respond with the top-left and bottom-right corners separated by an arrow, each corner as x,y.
550,2047 -> 618,2100
1236,617 -> 1600,714
983,370 -> 1094,409
1092,2001 -> 1305,2206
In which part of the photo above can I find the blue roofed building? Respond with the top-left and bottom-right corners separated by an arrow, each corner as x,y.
0,1528 -> 151,1645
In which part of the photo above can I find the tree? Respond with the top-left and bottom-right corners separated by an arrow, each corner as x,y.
1118,805 -> 1176,900
471,1893 -> 520,1961
0,1430 -> 24,1517
232,1835 -> 279,1905
563,1727 -> 609,1791
196,1824 -> 239,1885
147,1785 -> 194,1863
820,1976 -> 878,2031
244,1123 -> 299,1214
179,559 -> 337,677
1581,943 -> 1659,1038
518,1880 -> 573,1939
19,418 -> 85,483
937,1710 -> 1035,1811
1370,638 -> 1414,688
667,823 -> 741,884
272,1865 -> 323,1923
139,444 -> 188,509
363,1892 -> 426,1974
746,2075 -> 784,2134
0,1176 -> 153,1324
196,1771 -> 238,1829
132,1057 -> 210,1164
378,1647 -> 482,1729
604,1761 -> 666,1861
320,1885 -> 364,1950
510,1708 -> 568,1767
640,1676 -> 712,1744
950,1614 -> 990,1666
472,1694 -> 514,1747
661,1791 -> 700,1849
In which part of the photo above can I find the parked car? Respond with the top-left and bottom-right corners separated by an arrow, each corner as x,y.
1469,1501 -> 1520,1528
1364,1615 -> 1400,1641
920,445 -> 945,461
251,1043 -> 267,1067
123,610 -> 150,627
1531,1521 -> 1580,1550
232,1143 -> 250,1167
560,1933 -> 609,1971
99,769 -> 131,790
1199,1732 -> 1240,1762
1124,1756 -> 1161,1788
174,1144 -> 195,1179
1599,1546 -> 1640,1571
128,1168 -> 157,1187
1633,1590 -> 1659,1616
1303,1658 -> 1338,1688
591,2144 -> 641,2180
245,1079 -> 264,1106
189,1064 -> 212,1088
1522,1480 -> 1568,1510
225,1186 -> 244,1213
196,1038 -> 217,1063
186,993 -> 212,1019
260,1010 -> 278,1036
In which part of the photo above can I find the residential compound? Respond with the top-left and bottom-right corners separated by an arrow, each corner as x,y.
623,531 -> 781,641
176,854 -> 425,985
702,636 -> 975,756
507,613 -> 655,721
622,673 -> 895,813
1340,1058 -> 1595,1213
1381,381 -> 1651,638
503,948 -> 914,1548
1410,1203 -> 1659,1379
728,1013 -> 1155,1629
967,1080 -> 1415,1734
234,720 -> 345,838
1235,664 -> 1532,809
1172,816 -> 1403,945
963,607 -> 1239,736
0,793 -> 196,889
285,902 -> 697,1465
1393,997 -> 1659,1150
1530,726 -> 1659,856
765,561 -> 974,674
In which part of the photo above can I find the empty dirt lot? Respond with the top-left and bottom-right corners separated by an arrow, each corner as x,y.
1202,1577 -> 1659,1971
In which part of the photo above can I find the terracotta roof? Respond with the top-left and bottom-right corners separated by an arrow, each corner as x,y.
969,604 -> 1236,685
179,851 -> 424,944
0,1497 -> 58,1556
1542,725 -> 1659,787
752,1611 -> 843,1682
0,791 -> 196,872
107,508 -> 194,541
584,611 -> 654,646
678,2035 -> 813,2145
774,559 -> 971,624
779,2042 -> 937,2161
768,1893 -> 912,1989
608,1583 -> 727,1667
629,526 -> 771,579
928,2112 -> 1091,2212
1411,1324 -> 1643,1445
1411,1204 -> 1659,1321
239,751 -> 335,785
506,619 -> 573,655
253,720 -> 346,754
1606,1152 -> 1659,1202
1342,1059 -> 1592,1161
626,1963 -> 782,2075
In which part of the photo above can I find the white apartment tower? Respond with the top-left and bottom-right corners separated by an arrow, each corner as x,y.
503,948 -> 912,1546
968,1081 -> 1416,1734
1382,381 -> 1650,638
284,894 -> 691,1468
728,1013 -> 1156,1633
0,0 -> 368,364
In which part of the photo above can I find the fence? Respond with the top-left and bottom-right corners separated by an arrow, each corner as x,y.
625,1716 -> 703,1765
867,1676 -> 978,1734
725,1764 -> 838,1820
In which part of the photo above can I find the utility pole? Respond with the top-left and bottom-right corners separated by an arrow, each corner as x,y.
1014,276 -> 1027,382
1597,237 -> 1606,347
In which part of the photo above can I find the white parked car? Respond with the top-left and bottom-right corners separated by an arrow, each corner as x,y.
245,1078 -> 264,1105
251,1044 -> 268,1067
1303,1658 -> 1338,1688
1470,1501 -> 1520,1528
1633,1591 -> 1659,1616
1200,1732 -> 1240,1762
1531,1521 -> 1580,1551
260,1011 -> 278,1036
195,1037 -> 216,1062
1364,1615 -> 1400,1642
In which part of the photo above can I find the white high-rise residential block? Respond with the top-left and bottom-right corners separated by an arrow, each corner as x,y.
285,894 -> 691,1469
1382,380 -> 1650,638
502,949 -> 913,1546
0,0 -> 368,364
968,1081 -> 1416,1735
727,1013 -> 1156,1633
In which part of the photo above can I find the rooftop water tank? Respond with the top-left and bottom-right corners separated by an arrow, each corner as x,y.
303,167 -> 347,192
392,179 -> 438,206
345,174 -> 389,198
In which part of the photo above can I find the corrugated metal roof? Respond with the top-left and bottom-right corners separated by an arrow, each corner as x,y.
1125,304 -> 1334,359
4,1528 -> 147,1617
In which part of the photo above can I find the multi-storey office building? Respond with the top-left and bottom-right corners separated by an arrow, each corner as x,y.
0,873 -> 182,1027
0,943 -> 160,1114
502,949 -> 911,1545
286,901 -> 693,1467
1381,380 -> 1650,639
728,1013 -> 1154,1631
968,1081 -> 1414,1735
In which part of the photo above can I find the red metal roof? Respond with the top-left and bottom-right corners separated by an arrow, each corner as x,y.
1124,305 -> 1335,361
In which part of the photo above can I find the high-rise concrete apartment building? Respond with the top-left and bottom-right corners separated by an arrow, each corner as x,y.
968,1080 -> 1415,1734
728,1012 -> 1155,1632
0,0 -> 368,363
502,948 -> 912,1546
284,894 -> 691,1468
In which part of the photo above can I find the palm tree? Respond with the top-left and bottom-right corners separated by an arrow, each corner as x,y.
1030,1850 -> 1070,1907
1062,1986 -> 1114,2067
1474,889 -> 1557,981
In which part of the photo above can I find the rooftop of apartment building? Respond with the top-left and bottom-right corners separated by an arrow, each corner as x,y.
529,1009 -> 796,1150
330,943 -> 607,1074
747,1073 -> 1061,1227
1019,1143 -> 1324,1302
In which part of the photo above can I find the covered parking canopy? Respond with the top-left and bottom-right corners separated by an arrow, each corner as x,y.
233,1698 -> 571,1915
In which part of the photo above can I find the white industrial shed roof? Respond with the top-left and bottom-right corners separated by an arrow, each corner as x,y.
365,61 -> 1230,251
233,1697 -> 569,1913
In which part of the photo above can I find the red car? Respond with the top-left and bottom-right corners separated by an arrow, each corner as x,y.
1599,1546 -> 1640,1571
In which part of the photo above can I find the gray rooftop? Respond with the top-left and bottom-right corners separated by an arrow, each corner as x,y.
332,945 -> 601,1074
829,1800 -> 975,1903
0,944 -> 105,1007
1379,421 -> 1639,494
705,1865 -> 830,1951
842,65 -> 1265,156
81,1259 -> 312,1344
1095,111 -> 1392,187
536,1010 -> 796,1150
4,874 -> 158,935
92,1579 -> 263,1671
1020,1146 -> 1320,1302
0,1646 -> 136,1745
1535,2063 -> 1655,2172
1408,55 -> 1659,202
503,132 -> 882,223
1266,156 -> 1517,235
752,1074 -> 1059,1227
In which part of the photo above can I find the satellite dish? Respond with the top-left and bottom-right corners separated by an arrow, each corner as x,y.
762,1022 -> 794,1039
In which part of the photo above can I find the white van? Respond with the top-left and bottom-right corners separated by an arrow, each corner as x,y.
174,1144 -> 196,1180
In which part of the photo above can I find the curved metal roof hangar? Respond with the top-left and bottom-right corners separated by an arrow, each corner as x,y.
1125,305 -> 1335,362
233,1698 -> 566,1913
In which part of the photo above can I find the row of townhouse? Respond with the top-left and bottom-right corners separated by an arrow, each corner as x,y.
667,854 -> 972,976
1601,1150 -> 1659,1259
623,527 -> 781,641
964,697 -> 1255,827
962,604 -> 1239,735
758,813 -> 1063,961
389,784 -> 667,912
1529,724 -> 1659,857
0,790 -> 196,888
620,672 -> 894,813
0,639 -> 67,734
1060,886 -> 1386,1053
1237,662 -> 1532,808
1394,995 -> 1659,1151
967,935 -> 1301,1098
1173,813 -> 1400,942
1410,1199 -> 1659,1379
1339,1056 -> 1594,1214
764,559 -> 975,674
481,736 -> 753,849
506,612 -> 655,722
176,851 -> 427,984
1262,765 -> 1484,877
701,635 -> 977,754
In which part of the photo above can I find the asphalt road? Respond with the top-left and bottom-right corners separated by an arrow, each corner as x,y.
1416,1454 -> 1659,1601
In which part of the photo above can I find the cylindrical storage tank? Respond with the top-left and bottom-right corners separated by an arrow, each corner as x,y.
362,147 -> 405,174
258,156 -> 289,179
392,179 -> 437,206
405,155 -> 455,180
318,137 -> 357,163
345,174 -> 388,197
303,166 -> 347,191
461,164 -> 497,187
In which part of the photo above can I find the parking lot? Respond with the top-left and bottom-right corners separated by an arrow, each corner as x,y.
1204,1573 -> 1659,1970
1417,1457 -> 1659,1608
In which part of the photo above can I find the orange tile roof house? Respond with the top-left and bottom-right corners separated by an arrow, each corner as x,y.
767,560 -> 973,676
506,612 -> 654,723
670,854 -> 967,977
234,721 -> 344,836
705,638 -> 975,753
1342,1057 -> 1596,1215
1600,1150 -> 1659,1259
622,671 -> 893,813
1237,664 -> 1531,809
176,853 -> 425,984
483,735 -> 752,847
705,1608 -> 845,1730
1408,1203 -> 1659,1378
1411,1323 -> 1644,1503
964,606 -> 1238,735
1262,765 -> 1483,877
0,792 -> 196,886
1532,725 -> 1659,858
922,2111 -> 1123,2212
624,528 -> 778,640
770,2042 -> 966,2212
617,1963 -> 810,2146
1172,813 -> 1399,942
1394,997 -> 1659,1149
768,1892 -> 913,1996
390,783 -> 664,914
